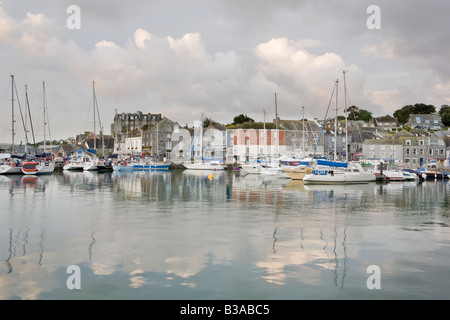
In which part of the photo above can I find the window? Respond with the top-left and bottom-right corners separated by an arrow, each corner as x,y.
419,140 -> 424,145
406,149 -> 410,155
380,145 -> 385,150
415,117 -> 421,123
370,145 -> 375,150
380,152 -> 385,158
406,140 -> 411,145
413,148 -> 417,155
425,119 -> 430,123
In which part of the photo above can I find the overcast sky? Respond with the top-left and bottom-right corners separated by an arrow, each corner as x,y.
1,0 -> 449,143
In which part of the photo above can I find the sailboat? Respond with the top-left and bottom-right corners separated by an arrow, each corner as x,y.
303,77 -> 375,184
84,81 -> 105,171
240,94 -> 288,178
21,82 -> 55,175
0,75 -> 24,175
282,106 -> 314,180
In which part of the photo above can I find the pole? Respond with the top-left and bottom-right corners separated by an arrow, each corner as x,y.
334,79 -> 338,161
93,81 -> 96,150
302,106 -> 305,158
11,75 -> 15,154
343,70 -> 348,162
274,93 -> 278,130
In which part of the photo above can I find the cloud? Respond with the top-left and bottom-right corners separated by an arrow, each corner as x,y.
3,1 -> 448,141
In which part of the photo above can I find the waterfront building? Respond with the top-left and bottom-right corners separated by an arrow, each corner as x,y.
232,128 -> 286,164
111,111 -> 162,136
362,139 -> 404,164
141,117 -> 175,160
406,114 -> 444,131
170,123 -> 194,161
372,116 -> 400,131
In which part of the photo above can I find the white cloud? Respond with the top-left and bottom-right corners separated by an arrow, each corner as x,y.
2,1 -> 448,140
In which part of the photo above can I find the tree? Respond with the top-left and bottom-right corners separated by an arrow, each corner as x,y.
202,117 -> 214,128
440,105 -> 450,127
233,114 -> 254,125
359,109 -> 373,122
344,106 -> 372,122
345,105 -> 360,121
393,103 -> 436,124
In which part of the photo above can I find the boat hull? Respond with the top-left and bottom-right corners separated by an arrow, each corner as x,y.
282,167 -> 308,180
183,163 -> 225,171
0,164 -> 22,174
22,162 -> 55,175
304,168 -> 375,184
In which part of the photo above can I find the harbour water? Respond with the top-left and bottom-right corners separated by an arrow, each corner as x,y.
0,169 -> 449,300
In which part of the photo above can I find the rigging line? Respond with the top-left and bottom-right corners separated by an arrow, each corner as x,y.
13,78 -> 30,147
25,86 -> 37,154
42,82 -> 52,144
313,81 -> 336,158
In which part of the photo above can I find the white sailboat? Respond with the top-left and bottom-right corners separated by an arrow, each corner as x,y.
303,160 -> 375,184
22,81 -> 56,175
241,96 -> 288,178
83,81 -> 104,171
63,153 -> 94,170
303,78 -> 375,184
282,106 -> 314,180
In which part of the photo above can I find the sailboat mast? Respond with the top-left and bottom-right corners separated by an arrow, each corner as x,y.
93,81 -> 96,150
11,75 -> 15,154
334,79 -> 339,161
302,106 -> 305,158
274,93 -> 278,130
43,81 -> 47,152
343,70 -> 348,162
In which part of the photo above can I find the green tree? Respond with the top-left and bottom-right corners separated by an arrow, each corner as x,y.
203,117 -> 214,128
233,114 -> 254,125
393,103 -> 436,124
359,109 -> 373,122
345,105 -> 360,121
344,106 -> 372,122
440,105 -> 450,127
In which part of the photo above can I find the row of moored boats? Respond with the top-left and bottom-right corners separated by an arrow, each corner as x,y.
238,158 -> 450,184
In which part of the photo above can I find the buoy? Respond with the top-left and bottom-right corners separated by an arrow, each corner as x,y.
208,173 -> 214,180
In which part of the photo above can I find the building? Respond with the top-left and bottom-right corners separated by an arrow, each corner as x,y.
111,111 -> 162,136
278,119 -> 323,158
362,139 -> 403,163
232,128 -> 286,163
203,123 -> 227,161
170,123 -> 194,161
406,114 -> 444,131
141,117 -> 175,160
323,129 -> 352,161
373,116 -> 399,131
114,130 -> 142,156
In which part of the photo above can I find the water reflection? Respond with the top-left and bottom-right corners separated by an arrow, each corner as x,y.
1,170 -> 449,299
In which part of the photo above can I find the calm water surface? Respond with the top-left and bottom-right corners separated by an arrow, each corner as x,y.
1,169 -> 449,300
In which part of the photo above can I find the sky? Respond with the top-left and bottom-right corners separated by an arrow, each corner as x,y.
0,0 -> 449,143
